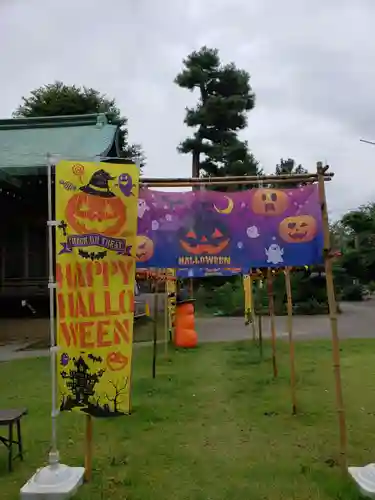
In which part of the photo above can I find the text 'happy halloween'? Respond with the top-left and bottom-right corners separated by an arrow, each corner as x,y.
57,259 -> 134,349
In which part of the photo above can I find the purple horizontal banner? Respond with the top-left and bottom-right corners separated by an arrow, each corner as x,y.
136,186 -> 324,269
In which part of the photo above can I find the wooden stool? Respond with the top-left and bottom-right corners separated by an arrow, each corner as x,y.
0,409 -> 27,471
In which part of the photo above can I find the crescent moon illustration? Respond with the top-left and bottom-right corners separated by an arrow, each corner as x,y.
214,196 -> 234,214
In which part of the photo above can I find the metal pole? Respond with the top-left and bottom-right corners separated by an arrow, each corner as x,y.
47,154 -> 59,465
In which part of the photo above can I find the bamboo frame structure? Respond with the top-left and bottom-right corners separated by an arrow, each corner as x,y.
137,165 -> 347,471
267,269 -> 278,378
284,268 -> 297,415
317,162 -> 347,474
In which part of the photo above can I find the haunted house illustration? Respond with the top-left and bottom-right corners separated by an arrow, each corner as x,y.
61,356 -> 104,408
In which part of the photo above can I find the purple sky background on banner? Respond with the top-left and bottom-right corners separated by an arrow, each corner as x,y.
138,186 -> 322,233
1,0 -> 375,220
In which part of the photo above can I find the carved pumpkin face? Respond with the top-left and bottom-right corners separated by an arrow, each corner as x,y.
106,351 -> 128,371
136,235 -> 154,262
252,189 -> 289,216
65,192 -> 126,236
179,218 -> 230,255
279,215 -> 317,243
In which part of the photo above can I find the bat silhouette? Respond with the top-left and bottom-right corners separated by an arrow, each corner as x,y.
78,249 -> 107,261
88,354 -> 103,363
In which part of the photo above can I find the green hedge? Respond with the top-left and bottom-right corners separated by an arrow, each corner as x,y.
194,271 -> 336,317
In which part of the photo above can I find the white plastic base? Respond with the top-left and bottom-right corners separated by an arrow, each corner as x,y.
20,463 -> 85,499
349,464 -> 375,498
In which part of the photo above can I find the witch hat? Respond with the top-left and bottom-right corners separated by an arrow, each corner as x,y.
80,169 -> 116,198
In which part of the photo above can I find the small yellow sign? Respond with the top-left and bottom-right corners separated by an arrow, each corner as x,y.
166,268 -> 176,336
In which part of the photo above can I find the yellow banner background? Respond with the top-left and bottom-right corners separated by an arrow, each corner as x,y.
56,160 -> 139,417
243,274 -> 252,325
166,268 -> 176,335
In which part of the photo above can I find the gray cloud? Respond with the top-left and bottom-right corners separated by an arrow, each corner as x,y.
1,0 -> 375,218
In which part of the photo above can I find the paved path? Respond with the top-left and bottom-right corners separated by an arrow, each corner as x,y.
1,301 -> 375,362
196,301 -> 375,343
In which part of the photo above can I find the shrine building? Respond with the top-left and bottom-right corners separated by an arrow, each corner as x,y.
0,113 -> 124,313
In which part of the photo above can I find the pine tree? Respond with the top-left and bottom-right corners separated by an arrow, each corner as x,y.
175,47 -> 259,186
273,158 -> 308,188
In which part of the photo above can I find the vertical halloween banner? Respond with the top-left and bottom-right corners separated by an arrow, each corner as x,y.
166,268 -> 176,336
55,161 -> 139,417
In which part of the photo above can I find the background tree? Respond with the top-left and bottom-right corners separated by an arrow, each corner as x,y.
333,203 -> 375,290
275,158 -> 307,176
14,81 -> 146,168
175,47 -> 259,188
272,158 -> 308,188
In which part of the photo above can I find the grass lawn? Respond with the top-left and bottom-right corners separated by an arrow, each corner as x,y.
133,316 -> 168,343
0,339 -> 372,499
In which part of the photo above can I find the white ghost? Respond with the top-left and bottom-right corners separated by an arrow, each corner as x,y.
165,214 -> 172,221
247,226 -> 260,239
138,199 -> 150,219
265,244 -> 284,265
237,241 -> 244,249
151,220 -> 159,231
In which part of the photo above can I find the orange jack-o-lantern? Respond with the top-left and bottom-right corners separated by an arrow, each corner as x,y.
136,235 -> 154,262
252,189 -> 289,216
106,351 -> 128,371
179,218 -> 230,256
279,215 -> 317,243
65,192 -> 126,236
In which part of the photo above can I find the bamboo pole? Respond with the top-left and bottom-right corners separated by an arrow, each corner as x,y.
249,273 -> 257,342
189,277 -> 194,298
284,267 -> 297,415
152,291 -> 159,379
142,179 -> 333,188
258,313 -> 263,359
84,414 -> 93,482
164,284 -> 169,357
257,279 -> 264,359
317,161 -> 347,474
141,172 -> 333,186
267,269 -> 278,378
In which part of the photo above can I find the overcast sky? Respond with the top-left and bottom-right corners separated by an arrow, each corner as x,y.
1,0 -> 375,219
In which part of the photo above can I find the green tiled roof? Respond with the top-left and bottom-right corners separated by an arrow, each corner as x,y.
0,113 -> 118,175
